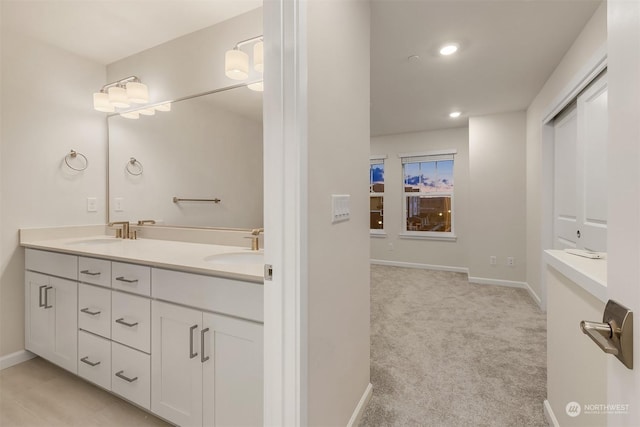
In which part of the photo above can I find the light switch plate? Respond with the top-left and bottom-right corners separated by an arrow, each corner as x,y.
114,197 -> 124,212
87,197 -> 97,212
331,194 -> 350,223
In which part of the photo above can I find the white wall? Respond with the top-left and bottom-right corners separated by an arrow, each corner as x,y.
0,27 -> 107,357
468,111 -> 527,284
526,3 -> 607,304
370,128 -> 469,270
306,0 -> 371,425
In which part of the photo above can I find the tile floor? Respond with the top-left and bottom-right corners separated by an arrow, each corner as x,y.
0,357 -> 171,427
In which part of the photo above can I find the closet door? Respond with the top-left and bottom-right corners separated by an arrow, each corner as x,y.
577,74 -> 608,252
553,106 -> 578,249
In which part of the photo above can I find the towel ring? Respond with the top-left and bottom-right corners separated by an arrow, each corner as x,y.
126,157 -> 143,176
64,150 -> 88,171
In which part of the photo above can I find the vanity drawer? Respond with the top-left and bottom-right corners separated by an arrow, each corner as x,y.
112,342 -> 150,410
112,291 -> 150,353
78,330 -> 111,391
78,257 -> 111,287
112,262 -> 151,296
79,284 -> 111,338
25,249 -> 77,280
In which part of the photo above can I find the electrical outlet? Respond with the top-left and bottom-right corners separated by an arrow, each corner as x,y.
490,256 -> 497,266
114,197 -> 124,212
507,257 -> 515,267
87,197 -> 97,212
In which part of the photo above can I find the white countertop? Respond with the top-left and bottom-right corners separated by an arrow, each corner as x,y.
21,234 -> 263,284
544,249 -> 607,302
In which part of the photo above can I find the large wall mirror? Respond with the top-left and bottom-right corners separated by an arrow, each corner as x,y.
108,85 -> 263,229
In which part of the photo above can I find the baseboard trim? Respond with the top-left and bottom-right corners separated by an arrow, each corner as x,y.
468,277 -> 543,309
347,382 -> 373,427
370,259 -> 468,274
543,399 -> 560,427
0,350 -> 36,371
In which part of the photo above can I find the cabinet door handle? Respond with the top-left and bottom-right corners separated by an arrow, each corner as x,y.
201,328 -> 210,363
189,324 -> 198,359
80,307 -> 101,316
38,285 -> 47,308
43,286 -> 53,309
115,276 -> 138,284
80,270 -> 101,276
115,318 -> 138,327
80,356 -> 101,367
115,370 -> 138,383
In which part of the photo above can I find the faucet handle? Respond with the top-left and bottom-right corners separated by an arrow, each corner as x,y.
137,219 -> 156,225
251,228 -> 264,236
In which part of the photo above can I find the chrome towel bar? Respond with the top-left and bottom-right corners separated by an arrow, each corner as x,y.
173,197 -> 221,204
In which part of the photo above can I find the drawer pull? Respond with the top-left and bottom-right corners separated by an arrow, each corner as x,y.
115,370 -> 138,383
80,307 -> 101,316
38,285 -> 47,308
201,328 -> 210,363
189,324 -> 198,359
80,270 -> 101,276
43,286 -> 53,309
80,356 -> 101,367
115,318 -> 139,328
115,276 -> 139,284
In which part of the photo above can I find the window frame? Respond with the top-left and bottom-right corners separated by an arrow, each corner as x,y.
370,155 -> 386,236
398,150 -> 457,241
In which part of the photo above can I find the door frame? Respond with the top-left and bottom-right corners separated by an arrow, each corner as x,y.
263,0 -> 308,426
539,44 -> 607,311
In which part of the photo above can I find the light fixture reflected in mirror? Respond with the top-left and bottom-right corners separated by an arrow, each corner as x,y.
120,111 -> 140,119
224,35 -> 264,91
155,102 -> 171,112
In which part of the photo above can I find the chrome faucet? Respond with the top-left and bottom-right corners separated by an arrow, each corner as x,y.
246,228 -> 264,251
109,221 -> 131,239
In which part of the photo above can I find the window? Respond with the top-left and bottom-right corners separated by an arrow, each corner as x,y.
370,157 -> 385,233
401,151 -> 455,238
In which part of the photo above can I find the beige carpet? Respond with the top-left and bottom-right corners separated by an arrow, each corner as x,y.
360,265 -> 547,427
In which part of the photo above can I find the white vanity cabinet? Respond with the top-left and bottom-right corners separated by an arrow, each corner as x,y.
25,249 -> 78,374
151,269 -> 263,427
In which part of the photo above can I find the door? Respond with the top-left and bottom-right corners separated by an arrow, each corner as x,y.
606,0 -> 640,424
25,271 -> 53,356
48,276 -> 77,373
202,312 -> 263,427
151,301 -> 203,427
553,73 -> 608,251
577,74 -> 608,252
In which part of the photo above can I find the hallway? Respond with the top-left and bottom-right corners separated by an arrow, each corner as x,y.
360,266 -> 546,426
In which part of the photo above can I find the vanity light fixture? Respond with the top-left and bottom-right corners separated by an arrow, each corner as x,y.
119,102 -> 172,119
154,102 -> 171,112
247,81 -> 264,92
449,111 -> 461,118
439,43 -> 460,56
225,35 -> 264,85
93,76 -> 149,112
120,111 -> 140,120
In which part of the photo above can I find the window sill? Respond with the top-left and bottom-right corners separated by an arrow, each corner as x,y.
370,230 -> 387,238
398,232 -> 457,242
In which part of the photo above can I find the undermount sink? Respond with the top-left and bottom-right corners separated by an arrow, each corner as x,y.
67,238 -> 122,246
204,251 -> 264,265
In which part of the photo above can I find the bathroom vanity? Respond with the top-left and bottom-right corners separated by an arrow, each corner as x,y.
21,228 -> 264,427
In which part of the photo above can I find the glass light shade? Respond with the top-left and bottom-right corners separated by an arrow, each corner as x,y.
155,102 -> 171,112
253,41 -> 264,73
225,49 -> 249,80
247,81 -> 264,92
120,111 -> 140,119
138,107 -> 156,116
93,92 -> 114,112
108,86 -> 130,108
126,82 -> 149,104
439,43 -> 459,56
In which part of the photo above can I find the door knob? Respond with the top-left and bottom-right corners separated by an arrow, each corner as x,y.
580,300 -> 633,369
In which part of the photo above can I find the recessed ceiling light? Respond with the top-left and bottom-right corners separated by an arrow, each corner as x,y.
439,43 -> 459,56
408,55 -> 421,63
449,111 -> 461,118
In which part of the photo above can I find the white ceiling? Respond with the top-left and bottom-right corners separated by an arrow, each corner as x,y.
1,0 -> 262,65
3,0 -> 601,136
371,0 -> 602,135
